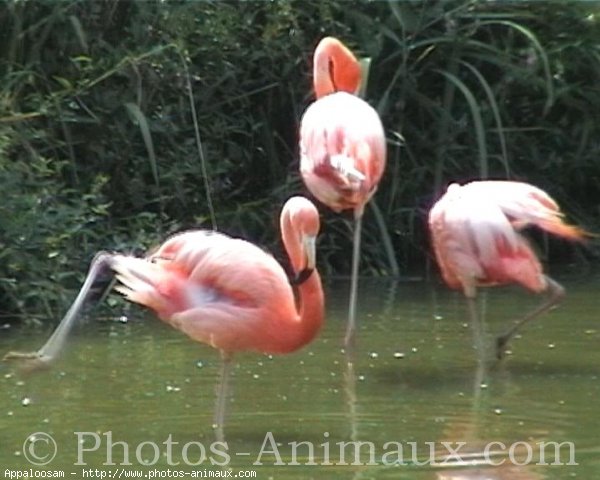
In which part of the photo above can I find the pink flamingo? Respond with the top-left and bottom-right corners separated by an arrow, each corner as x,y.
299,37 -> 386,348
6,197 -> 324,438
428,180 -> 586,358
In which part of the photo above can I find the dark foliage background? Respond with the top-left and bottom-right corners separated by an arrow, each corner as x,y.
1,0 -> 599,322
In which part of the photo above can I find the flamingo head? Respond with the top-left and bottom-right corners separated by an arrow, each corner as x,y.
313,37 -> 361,98
280,197 -> 320,283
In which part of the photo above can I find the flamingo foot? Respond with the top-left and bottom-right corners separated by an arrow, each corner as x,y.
495,335 -> 509,360
3,350 -> 53,373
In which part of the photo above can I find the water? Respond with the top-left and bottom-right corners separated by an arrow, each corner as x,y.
1,275 -> 599,479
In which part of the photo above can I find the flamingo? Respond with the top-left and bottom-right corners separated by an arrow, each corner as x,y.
5,196 -> 324,439
428,180 -> 586,359
299,36 -> 386,349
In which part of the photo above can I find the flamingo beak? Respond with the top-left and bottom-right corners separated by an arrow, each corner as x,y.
303,235 -> 317,271
291,235 -> 317,286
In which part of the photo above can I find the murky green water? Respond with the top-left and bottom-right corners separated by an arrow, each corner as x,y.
2,275 -> 599,479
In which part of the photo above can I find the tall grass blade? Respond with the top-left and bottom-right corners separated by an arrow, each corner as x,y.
179,50 -> 217,230
84,45 -> 172,91
437,69 -> 488,179
357,45 -> 397,275
433,46 -> 460,198
69,15 -> 88,53
358,57 -> 371,99
124,102 -> 159,188
461,60 -> 510,177
369,200 -> 400,276
259,110 -> 283,185
480,20 -> 554,114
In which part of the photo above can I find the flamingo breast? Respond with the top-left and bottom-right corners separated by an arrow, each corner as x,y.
300,92 -> 386,212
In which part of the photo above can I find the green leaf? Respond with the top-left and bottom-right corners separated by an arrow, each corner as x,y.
124,102 -> 159,189
53,76 -> 72,90
436,69 -> 488,179
479,20 -> 555,114
460,60 -> 510,177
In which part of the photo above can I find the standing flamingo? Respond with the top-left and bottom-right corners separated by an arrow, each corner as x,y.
428,180 -> 586,358
5,197 -> 324,439
299,37 -> 386,348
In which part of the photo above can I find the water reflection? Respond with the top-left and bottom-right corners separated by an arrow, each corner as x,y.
1,276 -> 598,479
437,466 -> 544,480
433,361 -> 546,480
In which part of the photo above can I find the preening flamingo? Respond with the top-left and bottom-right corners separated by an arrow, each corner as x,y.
299,36 -> 386,349
428,180 -> 586,358
6,197 -> 324,439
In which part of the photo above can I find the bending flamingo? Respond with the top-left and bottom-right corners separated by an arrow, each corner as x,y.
6,197 -> 324,439
428,180 -> 586,358
299,36 -> 386,348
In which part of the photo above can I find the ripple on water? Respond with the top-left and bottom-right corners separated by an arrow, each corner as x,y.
0,277 -> 598,478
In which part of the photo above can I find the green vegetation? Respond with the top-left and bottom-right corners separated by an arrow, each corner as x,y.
1,1 -> 599,321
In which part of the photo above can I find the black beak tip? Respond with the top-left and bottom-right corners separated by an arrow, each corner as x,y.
291,268 -> 314,286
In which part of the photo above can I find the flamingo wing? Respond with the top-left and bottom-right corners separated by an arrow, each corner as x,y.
429,184 -> 545,295
461,181 -> 585,241
111,230 -> 299,353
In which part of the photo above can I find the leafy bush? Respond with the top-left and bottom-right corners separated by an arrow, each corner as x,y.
1,0 -> 599,321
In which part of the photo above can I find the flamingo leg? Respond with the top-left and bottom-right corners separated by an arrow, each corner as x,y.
213,350 -> 233,444
496,275 -> 565,359
466,295 -> 486,358
3,252 -> 114,370
466,294 -> 490,398
344,214 -> 363,351
343,353 -> 358,442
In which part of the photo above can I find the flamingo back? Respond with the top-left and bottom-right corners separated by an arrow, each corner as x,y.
429,183 -> 547,296
300,91 -> 386,214
111,230 -> 301,353
461,181 -> 586,241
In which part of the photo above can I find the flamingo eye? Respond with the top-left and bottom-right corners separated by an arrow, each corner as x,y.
150,255 -> 172,264
290,268 -> 314,286
328,59 -> 337,91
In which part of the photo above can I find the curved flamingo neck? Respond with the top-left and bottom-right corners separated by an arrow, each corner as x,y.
293,270 -> 324,349
281,214 -> 304,275
279,200 -> 324,351
313,37 -> 361,99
